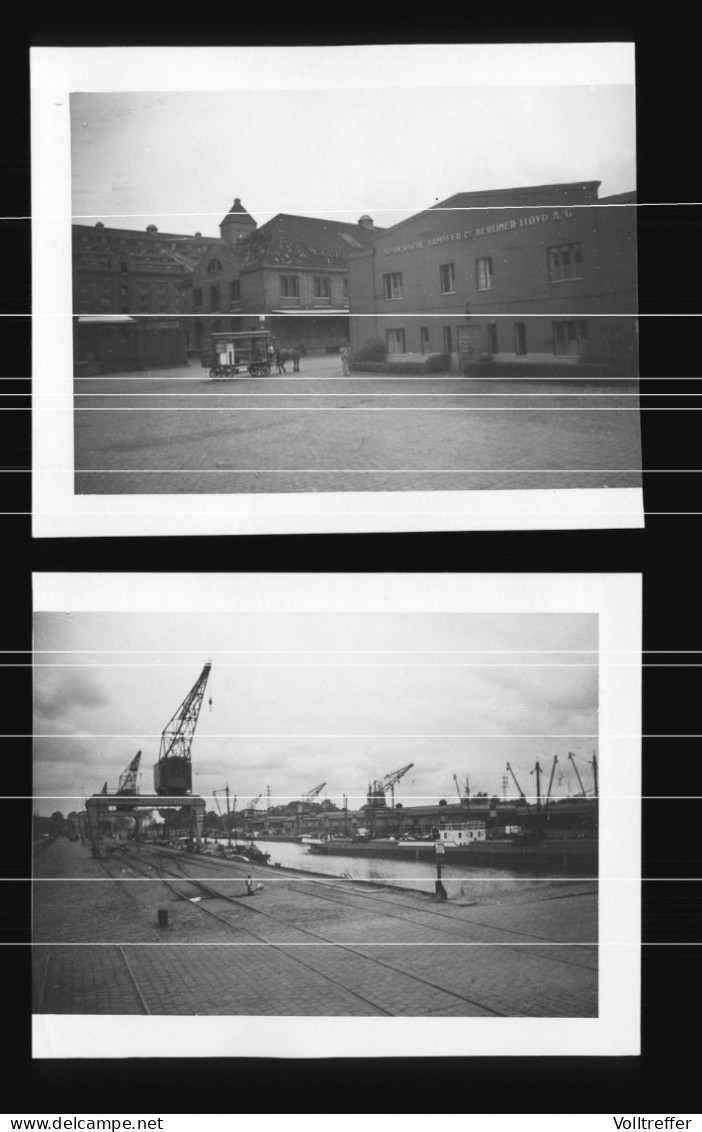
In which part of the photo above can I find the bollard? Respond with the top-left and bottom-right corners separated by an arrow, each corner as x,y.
157,909 -> 169,929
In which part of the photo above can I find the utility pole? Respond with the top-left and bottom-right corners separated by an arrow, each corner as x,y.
225,784 -> 232,848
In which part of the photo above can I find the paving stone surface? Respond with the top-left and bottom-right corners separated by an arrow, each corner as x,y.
72,360 -> 641,494
33,840 -> 598,1017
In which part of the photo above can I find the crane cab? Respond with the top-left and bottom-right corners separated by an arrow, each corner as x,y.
153,756 -> 192,796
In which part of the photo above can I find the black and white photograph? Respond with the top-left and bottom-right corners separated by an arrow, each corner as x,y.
31,44 -> 643,536
31,573 -> 640,1059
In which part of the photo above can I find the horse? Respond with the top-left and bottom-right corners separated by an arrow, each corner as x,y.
276,344 -> 306,372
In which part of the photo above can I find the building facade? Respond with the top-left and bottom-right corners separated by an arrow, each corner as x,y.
71,222 -> 216,373
189,198 -> 384,358
347,181 -> 637,373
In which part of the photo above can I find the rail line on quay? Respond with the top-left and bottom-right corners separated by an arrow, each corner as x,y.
148,844 -> 598,970
101,847 -> 510,1017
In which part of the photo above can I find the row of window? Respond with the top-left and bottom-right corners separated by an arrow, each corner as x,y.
195,275 -> 348,309
279,275 -> 349,299
383,243 -> 583,300
385,320 -> 589,357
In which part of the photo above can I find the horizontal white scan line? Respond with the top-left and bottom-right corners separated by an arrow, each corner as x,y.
67,469 -> 645,475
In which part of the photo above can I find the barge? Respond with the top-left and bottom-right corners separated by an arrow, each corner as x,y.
307,837 -> 597,872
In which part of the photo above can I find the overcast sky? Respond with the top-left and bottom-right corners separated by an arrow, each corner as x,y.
34,610 -> 598,815
70,85 -> 636,235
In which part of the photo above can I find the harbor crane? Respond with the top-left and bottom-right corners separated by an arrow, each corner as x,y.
117,750 -> 141,795
568,752 -> 587,798
213,785 -> 235,845
589,753 -> 599,798
300,782 -> 327,805
153,661 -> 212,796
245,792 -> 263,814
506,762 -> 529,806
366,762 -> 414,811
530,760 -> 543,812
365,762 -> 414,837
453,774 -> 470,804
544,755 -> 559,809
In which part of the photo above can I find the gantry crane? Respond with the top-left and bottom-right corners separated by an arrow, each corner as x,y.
153,661 -> 212,796
117,750 -> 141,795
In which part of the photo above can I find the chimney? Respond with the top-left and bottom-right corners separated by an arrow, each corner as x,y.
358,215 -> 374,230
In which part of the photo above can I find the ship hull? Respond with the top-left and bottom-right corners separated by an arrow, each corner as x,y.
307,838 -> 597,872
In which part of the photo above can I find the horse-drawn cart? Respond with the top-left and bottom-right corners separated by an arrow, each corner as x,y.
204,330 -> 276,379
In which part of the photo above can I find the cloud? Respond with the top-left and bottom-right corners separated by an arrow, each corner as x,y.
34,668 -> 110,731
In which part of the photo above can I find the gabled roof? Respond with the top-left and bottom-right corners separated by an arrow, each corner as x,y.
238,213 -> 386,271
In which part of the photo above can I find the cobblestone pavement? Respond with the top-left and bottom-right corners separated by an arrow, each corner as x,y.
33,840 -> 597,1017
72,359 -> 641,494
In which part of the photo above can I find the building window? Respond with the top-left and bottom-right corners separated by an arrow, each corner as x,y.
386,328 -> 406,354
342,276 -> 349,298
119,257 -> 128,273
207,258 -> 223,274
487,324 -> 499,355
476,258 -> 493,291
313,276 -> 331,298
553,320 -> 588,356
443,326 -> 453,355
420,327 -> 430,355
514,322 -> 527,356
547,243 -> 583,282
382,272 -> 403,300
194,287 -> 203,309
210,284 -> 221,311
229,280 -> 241,304
439,263 -> 456,294
280,276 -> 300,298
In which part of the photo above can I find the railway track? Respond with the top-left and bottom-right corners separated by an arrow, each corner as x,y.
137,845 -> 598,970
99,846 -> 596,1017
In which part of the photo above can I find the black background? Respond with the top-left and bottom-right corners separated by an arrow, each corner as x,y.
3,5 -> 701,1115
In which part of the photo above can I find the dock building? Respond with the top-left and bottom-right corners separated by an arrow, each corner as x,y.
347,181 -> 637,373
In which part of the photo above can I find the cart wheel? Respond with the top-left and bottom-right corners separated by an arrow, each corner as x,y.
248,364 -> 257,375
261,364 -> 271,376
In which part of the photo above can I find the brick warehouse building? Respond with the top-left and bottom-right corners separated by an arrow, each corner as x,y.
189,197 -> 385,359
71,222 -> 216,373
347,180 -> 637,373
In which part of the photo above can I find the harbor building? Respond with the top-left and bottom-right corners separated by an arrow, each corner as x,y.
347,181 -> 637,373
188,198 -> 385,360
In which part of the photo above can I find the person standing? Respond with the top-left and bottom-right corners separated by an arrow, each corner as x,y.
340,344 -> 351,376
